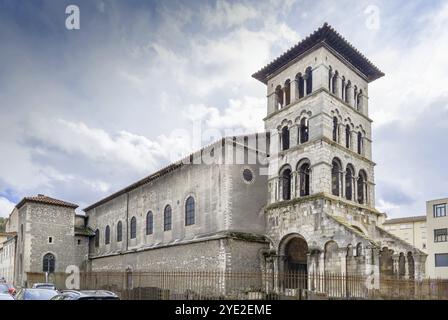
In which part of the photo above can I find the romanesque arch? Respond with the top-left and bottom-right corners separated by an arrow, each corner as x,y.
279,234 -> 309,289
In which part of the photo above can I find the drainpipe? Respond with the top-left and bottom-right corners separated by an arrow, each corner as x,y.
126,193 -> 129,252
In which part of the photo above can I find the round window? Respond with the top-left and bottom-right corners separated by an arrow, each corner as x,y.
242,168 -> 254,183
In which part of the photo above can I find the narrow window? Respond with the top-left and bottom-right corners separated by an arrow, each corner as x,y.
130,216 -> 137,239
275,85 -> 283,110
298,162 -> 310,196
164,205 -> 172,231
281,126 -> 290,150
94,229 -> 100,247
42,253 -> 55,273
332,117 -> 339,142
296,73 -> 304,98
146,211 -> 153,235
345,165 -> 354,201
345,125 -> 351,149
345,81 -> 351,103
300,118 -> 309,143
105,225 -> 110,244
48,237 -> 53,244
281,168 -> 292,200
284,80 -> 291,106
357,132 -> 363,155
332,71 -> 338,94
331,159 -> 341,196
305,67 -> 313,95
357,170 -> 367,204
117,221 -> 122,242
185,197 -> 195,226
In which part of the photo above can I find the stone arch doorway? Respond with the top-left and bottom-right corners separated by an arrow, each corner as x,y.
281,236 -> 309,289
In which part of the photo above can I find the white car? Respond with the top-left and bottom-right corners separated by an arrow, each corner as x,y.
0,293 -> 14,300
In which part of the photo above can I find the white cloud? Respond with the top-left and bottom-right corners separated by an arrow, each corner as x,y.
202,0 -> 259,29
0,197 -> 15,218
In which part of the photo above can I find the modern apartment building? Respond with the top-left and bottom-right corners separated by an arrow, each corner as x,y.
426,198 -> 448,278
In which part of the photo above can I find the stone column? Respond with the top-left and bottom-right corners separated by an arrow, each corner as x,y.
283,86 -> 287,108
291,79 -> 298,102
292,171 -> 298,199
340,170 -> 345,198
404,255 -> 409,280
392,254 -> 400,278
290,124 -> 298,147
339,248 -> 347,297
303,76 -> 307,96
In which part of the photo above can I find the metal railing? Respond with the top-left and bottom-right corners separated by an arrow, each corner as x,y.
25,271 -> 448,300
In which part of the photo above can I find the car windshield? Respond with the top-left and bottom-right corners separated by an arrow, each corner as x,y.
36,285 -> 55,289
24,289 -> 58,300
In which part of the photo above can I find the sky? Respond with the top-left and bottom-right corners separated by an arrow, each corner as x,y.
0,0 -> 447,218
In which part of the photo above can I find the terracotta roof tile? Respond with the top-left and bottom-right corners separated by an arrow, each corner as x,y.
252,22 -> 384,84
16,194 -> 78,210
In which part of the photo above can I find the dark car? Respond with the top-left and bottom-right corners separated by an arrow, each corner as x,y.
51,290 -> 119,300
0,283 -> 16,296
14,288 -> 59,300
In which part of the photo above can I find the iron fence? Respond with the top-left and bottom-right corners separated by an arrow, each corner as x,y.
25,271 -> 448,300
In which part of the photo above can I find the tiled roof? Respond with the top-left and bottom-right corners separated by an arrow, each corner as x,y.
84,133 -> 269,212
382,216 -> 426,225
252,22 -> 384,84
16,194 -> 78,210
75,226 -> 96,237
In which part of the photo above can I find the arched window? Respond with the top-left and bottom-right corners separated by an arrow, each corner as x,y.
130,216 -> 137,239
299,118 -> 309,144
357,132 -> 363,155
357,90 -> 363,111
284,80 -> 291,106
117,221 -> 122,242
42,253 -> 55,273
328,67 -> 333,91
164,205 -> 172,231
332,158 -> 342,196
298,161 -> 311,196
146,211 -> 153,235
332,71 -> 338,95
353,86 -> 358,108
185,196 -> 195,226
357,170 -> 368,204
296,73 -> 304,98
105,225 -> 110,245
275,85 -> 283,110
341,77 -> 345,100
280,166 -> 292,201
345,81 -> 351,103
305,67 -> 313,95
94,229 -> 99,247
345,125 -> 351,149
281,126 -> 290,151
332,117 -> 339,142
345,164 -> 354,201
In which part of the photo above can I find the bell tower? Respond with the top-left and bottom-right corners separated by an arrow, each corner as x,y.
252,23 -> 384,211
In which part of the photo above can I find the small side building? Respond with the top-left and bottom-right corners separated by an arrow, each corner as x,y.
5,195 -> 92,286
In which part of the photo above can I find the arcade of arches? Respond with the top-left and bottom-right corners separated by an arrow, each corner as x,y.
276,234 -> 423,290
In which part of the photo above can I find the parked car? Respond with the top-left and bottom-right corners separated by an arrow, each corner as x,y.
51,290 -> 120,300
0,293 -> 15,300
32,283 -> 56,290
0,283 -> 16,296
14,288 -> 59,300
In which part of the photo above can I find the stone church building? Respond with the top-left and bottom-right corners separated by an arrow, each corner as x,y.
1,23 -> 426,288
